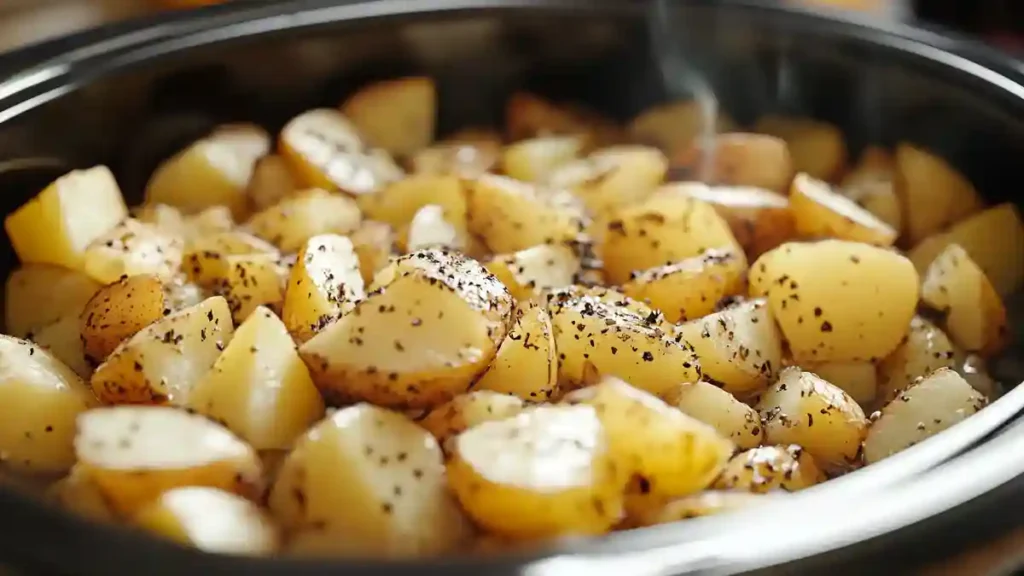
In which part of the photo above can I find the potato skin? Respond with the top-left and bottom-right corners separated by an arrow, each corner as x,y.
341,77 -> 436,157
675,133 -> 793,194
895,143 -> 982,245
789,173 -> 897,246
713,445 -> 826,493
877,317 -> 957,406
754,116 -> 847,181
621,247 -> 747,323
80,274 -> 167,365
281,234 -> 365,343
682,185 -> 796,259
473,303 -> 558,402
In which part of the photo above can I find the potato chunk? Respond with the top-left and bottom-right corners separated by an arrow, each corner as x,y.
282,235 -> 365,343
5,264 -> 100,338
877,317 -> 957,405
404,204 -> 462,252
622,247 -> 747,323
83,218 -> 184,285
757,367 -> 868,471
546,146 -> 668,215
420,391 -> 524,451
189,307 -> 324,450
214,253 -> 289,323
864,368 -> 986,464
749,240 -> 919,362
842,176 -> 902,233
31,314 -> 92,378
628,491 -> 769,527
411,141 -> 499,179
506,92 -> 619,145
0,337 -> 97,473
682,184 -> 796,258
474,303 -> 558,402
804,361 -> 877,408
48,466 -> 116,521
448,405 -> 624,539
247,154 -> 300,211
468,174 -> 588,254
662,381 -> 763,450
754,116 -> 847,181
895,143 -> 982,244
628,99 -> 735,154
80,274 -> 168,364
789,173 -> 897,246
358,175 -> 468,248
5,166 -> 128,270
713,445 -> 825,493
340,77 -> 436,157
90,296 -> 234,405
269,404 -> 471,557
485,243 -> 581,302
300,250 -> 513,408
183,231 -> 279,288
247,188 -> 361,253
75,406 -> 262,516
502,135 -> 584,182
676,133 -> 793,194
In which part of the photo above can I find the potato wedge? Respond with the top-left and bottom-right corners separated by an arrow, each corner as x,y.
269,404 -> 471,557
502,135 -> 584,183
543,285 -> 670,329
90,296 -> 234,406
5,166 -> 128,270
80,274 -> 167,364
754,116 -> 847,181
75,405 -> 262,516
877,317 -> 957,406
468,174 -> 588,254
0,336 -> 97,473
628,99 -> 735,154
213,253 -> 289,323
920,244 -> 1008,357
789,173 -> 897,246
895,143 -> 983,244
749,240 -> 919,363
404,204 -> 462,252
680,184 -> 795,258
340,77 -> 436,157
247,154 -> 300,211
189,307 -> 324,450
359,175 -> 469,249
300,249 -> 513,408
82,218 -> 184,285
32,313 -> 92,378
546,145 -> 668,215
410,141 -> 499,179
420,391 -> 524,451
350,220 -> 396,285
628,491 -> 769,527
864,368 -> 987,464
676,133 -> 793,194
662,381 -> 763,450
757,367 -> 868,471
281,234 -> 365,343
49,466 -> 116,522
246,188 -> 361,253
137,204 -> 236,243
474,303 -> 558,402
134,486 -> 279,555
803,361 -> 877,408
5,264 -> 100,338
506,92 -> 614,144
485,243 -> 581,301
841,177 -> 902,233
448,405 -> 624,539
713,444 -> 826,493
621,247 -> 747,323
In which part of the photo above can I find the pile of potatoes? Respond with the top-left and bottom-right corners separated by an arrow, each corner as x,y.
0,76 -> 1021,558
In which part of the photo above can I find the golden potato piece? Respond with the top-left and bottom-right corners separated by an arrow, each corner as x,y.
474,303 -> 558,402
662,381 -> 763,450
789,173 -> 897,246
136,204 -> 236,243
31,314 -> 92,378
183,231 -> 280,288
543,285 -> 671,330
628,99 -> 735,154
505,92 -> 618,145
502,135 -> 585,183
714,445 -> 826,493
420,391 -> 524,451
546,145 -> 668,216
4,264 -> 100,338
0,336 -> 97,473
410,141 -> 500,179
468,174 -> 588,254
90,296 -> 234,406
803,361 -> 877,408
877,317 -> 956,406
895,143 -> 983,244
622,247 -> 747,323
448,405 -> 624,539
350,220 -> 396,285
80,274 -> 167,364
247,154 -> 300,211
359,174 -> 469,249
247,188 -> 361,253
281,234 -> 364,343
754,116 -> 847,181
269,404 -> 471,557
82,218 -> 184,285
485,243 -> 581,301
5,166 -> 128,270
676,133 -> 793,194
750,240 -> 919,363
340,77 -> 436,157
404,204 -> 462,252
300,249 -> 513,408
864,368 -> 987,464
213,253 -> 289,323
628,491 -> 770,527
48,466 -> 116,522
75,406 -> 262,516
681,184 -> 796,258
841,176 -> 901,233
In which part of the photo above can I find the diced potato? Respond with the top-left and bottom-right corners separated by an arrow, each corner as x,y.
146,124 -> 270,219
753,116 -> 847,181
485,243 -> 580,301
877,317 -> 957,406
138,204 -> 236,242
908,204 -> 1024,296
804,361 -> 877,408
621,247 -> 747,323
420,391 -> 524,451
895,143 -> 983,244
448,405 -> 624,539
0,336 -> 97,473
920,244 -> 1007,357
546,145 -> 668,215
543,285 -> 671,330
681,184 -> 796,258
5,166 -> 128,270
359,175 -> 469,249
32,313 -> 92,378
756,367 -> 868,471
676,133 -> 793,194
269,404 -> 471,557
279,108 -> 403,196
506,92 -> 618,145
82,218 -> 184,285
48,466 -> 116,522
662,381 -> 763,450
549,294 -> 701,396
350,220 -> 396,285
300,250 -> 513,408
80,274 -> 167,364
247,154 -> 300,211
713,445 -> 825,493
214,253 -> 288,323
189,307 -> 324,450
410,141 -> 499,178
133,487 -> 279,555
842,177 -> 902,233
468,174 -> 588,254
502,136 -> 584,183
628,491 -> 769,527
673,299 -> 782,397
247,188 -> 361,253
184,231 -> 280,289
628,99 -> 735,154
164,276 -> 208,311
601,188 -> 741,284
749,240 -> 919,363
404,204 -> 462,252
281,235 -> 365,343
789,173 -> 897,246
340,77 -> 436,157
90,296 -> 234,405
75,406 -> 263,516
474,303 -> 558,402
4,264 -> 100,338
863,368 -> 987,464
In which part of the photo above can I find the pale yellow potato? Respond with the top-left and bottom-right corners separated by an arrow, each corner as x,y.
749,240 -> 919,362
189,306 -> 324,450
895,143 -> 983,244
4,166 -> 128,270
502,135 -> 585,182
134,487 -> 279,555
278,108 -> 403,196
842,176 -> 902,233
485,243 -> 581,301
214,253 -> 289,323
90,296 -> 234,406
0,336 -> 97,473
804,361 -> 877,408
601,187 -> 742,284
676,133 -> 794,194
789,173 -> 897,246
628,99 -> 735,154
80,274 -> 167,364
403,204 -> 462,252
505,91 -> 621,145
756,367 -> 868,471
681,184 -> 796,258
548,293 -> 701,396
673,299 -> 782,397
82,218 -> 184,285
447,405 -> 624,539
662,381 -> 763,450
137,204 -> 236,242
340,77 -> 436,157
546,145 -> 668,216
146,124 -> 270,219
468,174 -> 588,254
75,406 -> 263,516
877,316 -> 957,406
269,404 -> 471,557
864,368 -> 987,464
628,491 -> 770,527
621,247 -> 747,323
4,264 -> 100,338
754,116 -> 847,181
48,466 -> 116,522
713,445 -> 826,493
281,234 -> 365,343
163,276 -> 209,312
358,174 -> 469,249
954,351 -> 998,399
247,154 -> 300,211
474,303 -> 558,402
921,244 -> 1007,357
299,249 -> 513,408
410,141 -> 500,179
908,203 -> 1024,296
420,391 -> 525,451
543,284 -> 671,331
31,314 -> 92,378
350,220 -> 396,285
246,188 -> 361,253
